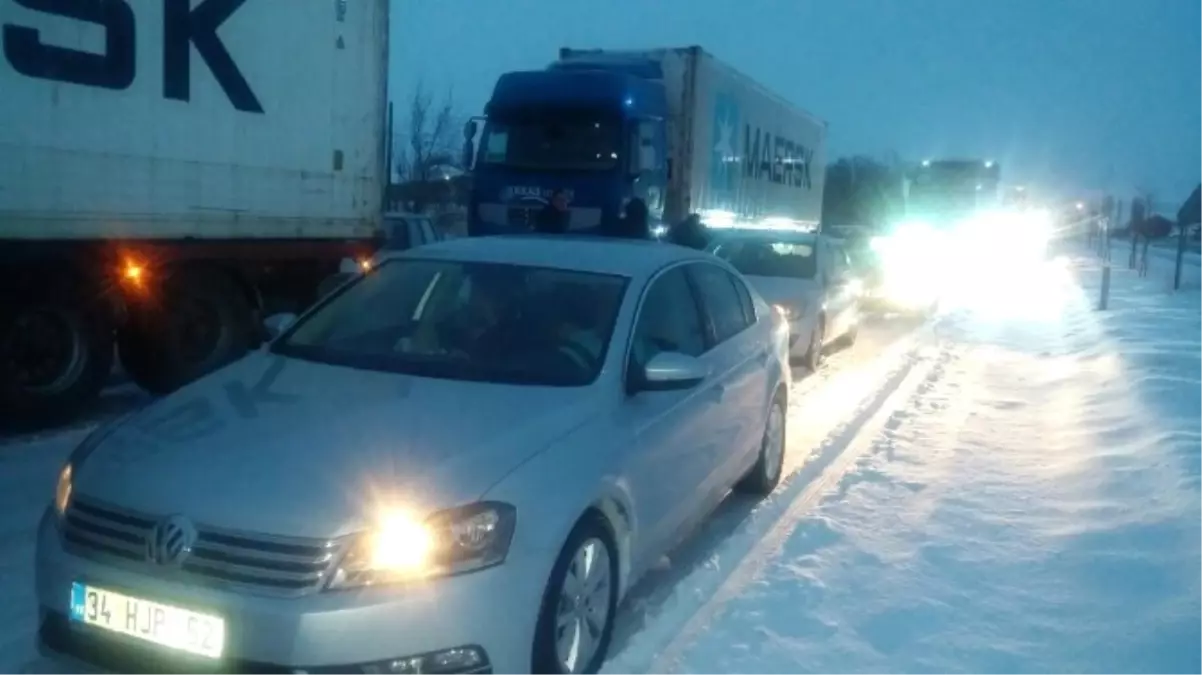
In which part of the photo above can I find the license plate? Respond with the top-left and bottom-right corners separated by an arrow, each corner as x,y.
69,582 -> 225,658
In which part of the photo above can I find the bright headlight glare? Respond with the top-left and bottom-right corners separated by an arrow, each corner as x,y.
774,303 -> 802,320
54,463 -> 73,518
327,502 -> 517,590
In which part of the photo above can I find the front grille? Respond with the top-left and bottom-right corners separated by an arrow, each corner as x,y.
62,498 -> 342,596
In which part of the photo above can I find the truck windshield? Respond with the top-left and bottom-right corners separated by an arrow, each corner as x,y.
273,259 -> 628,387
480,109 -> 620,171
907,187 -> 981,218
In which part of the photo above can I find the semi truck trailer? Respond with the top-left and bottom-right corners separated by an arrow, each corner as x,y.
0,0 -> 390,427
461,45 -> 827,237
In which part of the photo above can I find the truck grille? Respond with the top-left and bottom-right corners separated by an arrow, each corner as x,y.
507,206 -> 535,228
62,498 -> 342,596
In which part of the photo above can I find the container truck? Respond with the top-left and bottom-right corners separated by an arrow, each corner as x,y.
461,46 -> 827,238
0,0 -> 389,427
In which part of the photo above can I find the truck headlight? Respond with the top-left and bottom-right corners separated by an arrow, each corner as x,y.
326,502 -> 516,590
54,463 -> 73,518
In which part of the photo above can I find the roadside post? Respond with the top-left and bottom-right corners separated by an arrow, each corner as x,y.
1098,262 -> 1111,310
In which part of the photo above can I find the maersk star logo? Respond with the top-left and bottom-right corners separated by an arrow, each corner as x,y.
710,93 -> 740,194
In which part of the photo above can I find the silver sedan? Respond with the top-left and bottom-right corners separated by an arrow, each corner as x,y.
35,235 -> 792,674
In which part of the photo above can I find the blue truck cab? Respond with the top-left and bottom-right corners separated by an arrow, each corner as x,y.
463,50 -> 671,237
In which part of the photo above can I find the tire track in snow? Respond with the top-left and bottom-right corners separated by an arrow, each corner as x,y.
605,321 -> 951,672
645,335 -> 953,674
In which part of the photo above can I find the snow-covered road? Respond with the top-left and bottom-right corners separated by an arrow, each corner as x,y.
607,252 -> 1201,673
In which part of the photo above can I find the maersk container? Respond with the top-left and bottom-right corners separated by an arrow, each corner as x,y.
0,0 -> 387,240
465,45 -> 825,238
0,0 -> 389,428
560,47 -> 827,229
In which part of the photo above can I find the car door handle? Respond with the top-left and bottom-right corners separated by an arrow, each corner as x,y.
708,383 -> 726,401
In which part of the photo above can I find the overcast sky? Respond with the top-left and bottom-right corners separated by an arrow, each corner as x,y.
390,0 -> 1200,206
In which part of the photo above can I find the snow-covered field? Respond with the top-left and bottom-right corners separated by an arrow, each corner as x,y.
2,247 -> 1198,673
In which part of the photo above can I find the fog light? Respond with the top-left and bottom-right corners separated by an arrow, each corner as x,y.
362,645 -> 489,674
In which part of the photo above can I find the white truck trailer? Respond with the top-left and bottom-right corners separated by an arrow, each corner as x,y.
0,0 -> 389,426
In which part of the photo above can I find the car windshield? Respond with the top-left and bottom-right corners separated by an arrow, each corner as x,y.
481,108 -> 620,171
274,259 -> 628,386
713,239 -> 818,279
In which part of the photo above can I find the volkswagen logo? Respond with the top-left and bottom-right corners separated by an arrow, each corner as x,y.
146,515 -> 198,567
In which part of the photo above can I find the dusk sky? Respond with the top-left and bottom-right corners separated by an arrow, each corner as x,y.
390,0 -> 1200,208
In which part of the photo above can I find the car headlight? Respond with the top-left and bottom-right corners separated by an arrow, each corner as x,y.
54,463 -> 73,519
774,302 -> 803,320
326,502 -> 517,590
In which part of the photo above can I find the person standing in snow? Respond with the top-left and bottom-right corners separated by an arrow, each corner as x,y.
534,189 -> 571,234
612,198 -> 651,239
668,214 -> 710,250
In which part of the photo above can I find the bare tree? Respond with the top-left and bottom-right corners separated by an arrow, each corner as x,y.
394,82 -> 459,212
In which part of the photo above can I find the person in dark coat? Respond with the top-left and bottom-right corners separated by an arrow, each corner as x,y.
533,189 -> 570,234
667,214 -> 710,250
614,198 -> 651,239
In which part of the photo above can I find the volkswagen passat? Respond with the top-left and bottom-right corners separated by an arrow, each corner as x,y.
36,235 -> 791,674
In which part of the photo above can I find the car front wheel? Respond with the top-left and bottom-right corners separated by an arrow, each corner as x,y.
735,391 -> 787,495
532,516 -> 619,674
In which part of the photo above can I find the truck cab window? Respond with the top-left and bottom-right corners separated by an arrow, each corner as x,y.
481,109 -> 620,171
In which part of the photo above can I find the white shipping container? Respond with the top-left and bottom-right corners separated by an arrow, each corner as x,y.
0,0 -> 389,240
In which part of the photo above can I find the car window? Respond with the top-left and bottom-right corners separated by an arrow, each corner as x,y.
731,271 -> 757,325
828,243 -> 851,278
416,218 -> 438,244
382,218 -> 412,251
688,263 -> 752,344
712,237 -> 818,279
628,267 -> 707,369
275,259 -> 629,387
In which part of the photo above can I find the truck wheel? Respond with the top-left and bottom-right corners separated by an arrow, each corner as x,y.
118,268 -> 253,395
0,291 -> 114,429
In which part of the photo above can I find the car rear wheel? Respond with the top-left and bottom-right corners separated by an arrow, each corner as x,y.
532,516 -> 618,674
735,391 -> 787,495
801,318 -> 824,371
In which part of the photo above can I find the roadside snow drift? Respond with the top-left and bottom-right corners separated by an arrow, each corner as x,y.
610,253 -> 1201,674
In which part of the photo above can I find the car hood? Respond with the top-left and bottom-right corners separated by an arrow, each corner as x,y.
73,351 -> 602,539
742,275 -> 822,310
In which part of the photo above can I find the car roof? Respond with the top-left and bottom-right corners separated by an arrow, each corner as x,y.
376,234 -> 716,277
712,228 -> 821,244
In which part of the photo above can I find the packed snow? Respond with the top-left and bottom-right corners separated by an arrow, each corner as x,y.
608,251 -> 1202,673
1,246 -> 1198,674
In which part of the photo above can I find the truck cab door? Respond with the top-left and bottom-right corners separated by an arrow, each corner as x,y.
632,119 -> 667,223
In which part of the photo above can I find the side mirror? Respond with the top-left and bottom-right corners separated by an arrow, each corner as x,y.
632,351 -> 709,393
263,313 -> 297,340
462,118 -> 480,170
